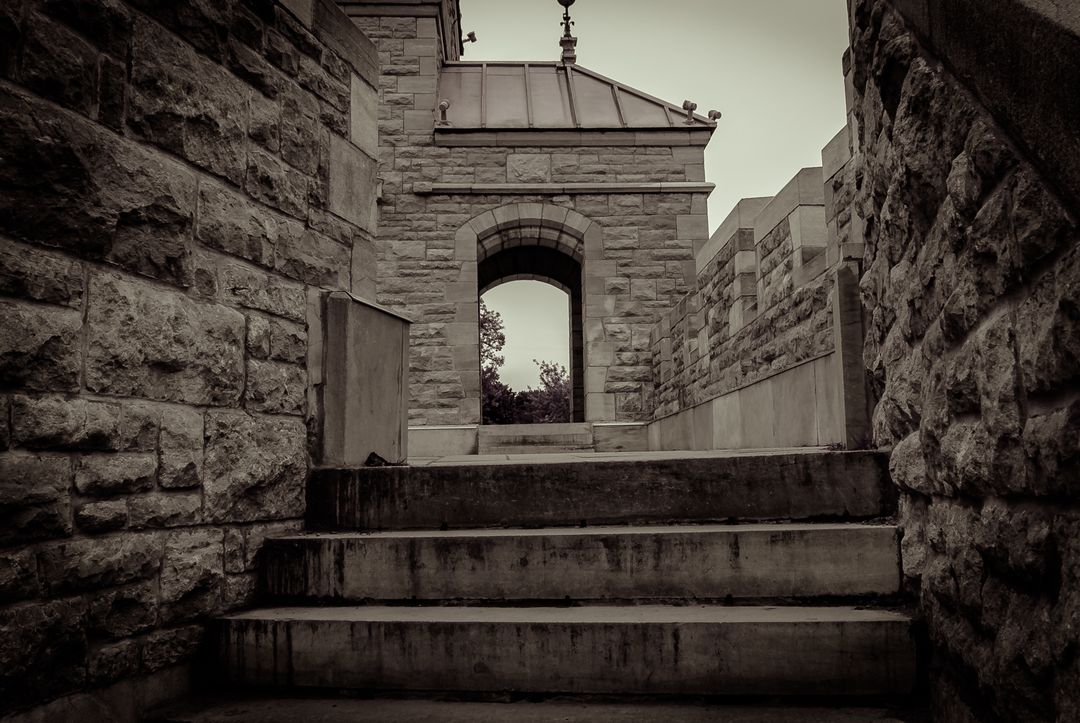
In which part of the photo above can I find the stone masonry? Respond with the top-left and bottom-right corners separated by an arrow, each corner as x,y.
851,0 -> 1080,720
343,1 -> 712,425
0,0 -> 379,716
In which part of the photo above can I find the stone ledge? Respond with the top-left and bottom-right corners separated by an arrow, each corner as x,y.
414,182 -> 715,196
434,129 -> 715,148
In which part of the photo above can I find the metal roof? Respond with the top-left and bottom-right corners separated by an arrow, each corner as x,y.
436,62 -> 716,130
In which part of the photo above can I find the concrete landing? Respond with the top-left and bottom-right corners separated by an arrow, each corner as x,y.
261,523 -> 901,602
478,422 -> 594,455
150,697 -> 926,722
217,605 -> 916,697
307,450 -> 895,530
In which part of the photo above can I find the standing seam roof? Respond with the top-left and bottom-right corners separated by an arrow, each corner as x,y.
436,62 -> 716,130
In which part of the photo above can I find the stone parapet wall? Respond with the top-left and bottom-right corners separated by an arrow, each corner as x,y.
0,0 -> 379,717
649,159 -> 856,428
851,0 -> 1080,720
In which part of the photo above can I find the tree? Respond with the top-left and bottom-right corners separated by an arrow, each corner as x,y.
480,300 -> 513,424
514,360 -> 570,424
480,299 -> 571,425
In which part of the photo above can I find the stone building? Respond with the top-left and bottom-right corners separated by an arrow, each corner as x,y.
0,0 -> 1077,721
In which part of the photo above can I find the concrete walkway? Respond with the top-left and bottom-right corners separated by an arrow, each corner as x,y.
409,446 -> 834,466
153,697 -> 926,722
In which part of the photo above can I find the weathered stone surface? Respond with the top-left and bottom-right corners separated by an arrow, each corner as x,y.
0,599 -> 86,710
128,492 -> 203,528
86,581 -> 157,639
38,532 -> 161,595
74,453 -> 156,496
0,300 -> 81,391
118,402 -> 160,452
215,260 -> 307,322
0,87 -> 196,287
245,147 -> 309,220
0,549 -> 38,604
10,395 -> 120,450
245,359 -> 306,415
159,407 -> 204,489
140,624 -> 202,673
75,500 -> 128,533
128,19 -> 247,184
246,313 -> 271,359
0,396 -> 8,450
19,11 -> 98,115
196,182 -> 277,268
86,272 -> 245,405
160,528 -> 223,621
269,318 -> 306,364
39,0 -> 133,58
0,239 -> 83,307
0,452 -> 72,546
273,223 -> 350,288
88,639 -> 139,684
203,410 -> 306,523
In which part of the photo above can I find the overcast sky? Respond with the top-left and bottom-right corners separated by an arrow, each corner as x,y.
464,0 -> 850,390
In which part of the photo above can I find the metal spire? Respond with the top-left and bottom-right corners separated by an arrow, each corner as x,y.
558,0 -> 577,64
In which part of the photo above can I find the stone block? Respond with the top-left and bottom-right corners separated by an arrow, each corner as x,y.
75,453 -> 156,496
0,451 -> 72,545
11,395 -> 120,451
159,407 -> 203,489
0,239 -> 84,307
329,133 -> 378,232
0,549 -> 38,605
128,18 -> 246,184
118,402 -> 160,452
161,528 -> 223,621
86,272 -> 245,405
216,260 -> 307,322
508,154 -> 552,183
245,147 -> 309,220
88,640 -> 140,685
350,75 -> 379,157
140,624 -> 202,673
129,491 -> 203,529
0,300 -> 81,391
586,392 -> 615,422
245,358 -> 306,415
224,520 -> 301,574
0,599 -> 87,710
281,95 -> 321,175
39,0 -> 134,59
75,500 -> 128,533
130,602 -> 192,665
274,223 -> 351,288
196,182 -> 277,268
0,87 -> 196,287
20,10 -> 98,115
38,531 -> 161,595
203,410 -> 306,523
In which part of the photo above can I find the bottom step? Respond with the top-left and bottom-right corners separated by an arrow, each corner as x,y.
150,696 -> 927,722
218,605 -> 916,697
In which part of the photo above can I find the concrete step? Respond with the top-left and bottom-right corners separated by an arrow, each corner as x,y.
261,523 -> 901,603
307,450 -> 894,530
149,696 -> 927,722
478,423 -> 595,455
216,605 -> 916,697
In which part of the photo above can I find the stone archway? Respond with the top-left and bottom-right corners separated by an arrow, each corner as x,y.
459,203 -> 596,424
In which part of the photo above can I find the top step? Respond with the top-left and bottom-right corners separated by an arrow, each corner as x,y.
307,449 -> 894,531
478,422 -> 594,455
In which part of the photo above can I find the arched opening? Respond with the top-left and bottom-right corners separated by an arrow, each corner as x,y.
479,245 -> 585,423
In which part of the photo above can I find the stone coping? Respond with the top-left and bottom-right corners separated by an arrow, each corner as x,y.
328,291 -> 414,324
414,182 -> 715,195
753,167 -> 825,241
695,196 -> 772,270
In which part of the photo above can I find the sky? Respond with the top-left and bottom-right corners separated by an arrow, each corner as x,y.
465,0 -> 850,390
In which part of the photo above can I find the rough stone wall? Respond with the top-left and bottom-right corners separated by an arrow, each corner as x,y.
850,1 -> 1080,720
0,0 -> 378,715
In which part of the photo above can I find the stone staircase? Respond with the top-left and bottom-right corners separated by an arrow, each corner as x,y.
164,450 -> 918,718
476,422 -> 595,454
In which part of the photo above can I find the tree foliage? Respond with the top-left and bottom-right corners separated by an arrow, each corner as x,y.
479,300 -> 570,425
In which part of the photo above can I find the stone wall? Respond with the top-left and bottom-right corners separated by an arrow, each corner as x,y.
0,0 -> 379,717
850,0 -> 1080,720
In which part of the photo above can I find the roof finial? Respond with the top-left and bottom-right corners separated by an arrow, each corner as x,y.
557,0 -> 577,64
